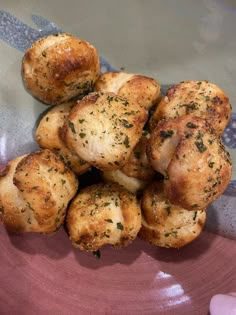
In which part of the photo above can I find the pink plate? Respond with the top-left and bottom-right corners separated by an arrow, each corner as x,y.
0,5 -> 236,315
0,226 -> 235,315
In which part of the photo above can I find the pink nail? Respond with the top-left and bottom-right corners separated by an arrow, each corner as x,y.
210,294 -> 236,315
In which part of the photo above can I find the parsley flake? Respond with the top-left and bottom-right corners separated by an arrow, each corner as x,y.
186,122 -> 198,129
68,121 -> 76,134
123,136 -> 130,148
160,130 -> 174,139
117,222 -> 124,230
93,250 -> 101,259
122,119 -> 133,128
195,141 -> 207,153
79,133 -> 86,138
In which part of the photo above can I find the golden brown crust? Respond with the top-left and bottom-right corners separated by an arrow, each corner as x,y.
139,181 -> 206,248
121,133 -> 155,181
66,182 -> 141,251
0,156 -> 28,232
35,101 -> 90,175
147,115 -> 232,210
22,33 -> 100,105
150,80 -> 231,135
0,149 -> 78,233
55,147 -> 90,175
95,72 -> 161,110
35,101 -> 76,149
62,92 -> 148,171
102,133 -> 154,193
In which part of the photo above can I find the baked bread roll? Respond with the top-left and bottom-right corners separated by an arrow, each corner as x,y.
102,133 -> 155,194
150,80 -> 231,135
22,33 -> 100,105
121,133 -> 155,181
147,115 -> 232,210
66,182 -> 141,251
62,92 -> 148,171
102,169 -> 147,194
95,71 -> 161,110
35,101 -> 90,175
139,181 -> 206,248
0,149 -> 78,233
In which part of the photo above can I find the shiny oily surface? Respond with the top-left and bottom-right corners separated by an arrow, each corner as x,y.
0,1 -> 236,314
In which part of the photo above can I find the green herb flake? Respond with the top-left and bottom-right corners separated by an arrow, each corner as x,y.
123,136 -> 130,148
27,202 -> 35,211
160,130 -> 174,139
195,141 -> 207,153
186,122 -> 198,129
42,51 -> 47,57
100,230 -> 110,238
193,211 -> 197,221
208,139 -> 214,145
107,95 -> 113,103
121,119 -> 133,128
122,99 -> 129,106
93,250 -> 101,259
208,161 -> 215,168
79,133 -> 86,138
196,131 -> 204,140
179,103 -> 197,114
185,133 -> 193,139
124,110 -> 136,116
117,222 -> 124,230
61,179 -> 66,185
68,121 -> 76,134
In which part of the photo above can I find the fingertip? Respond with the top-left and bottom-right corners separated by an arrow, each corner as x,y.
210,293 -> 236,315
